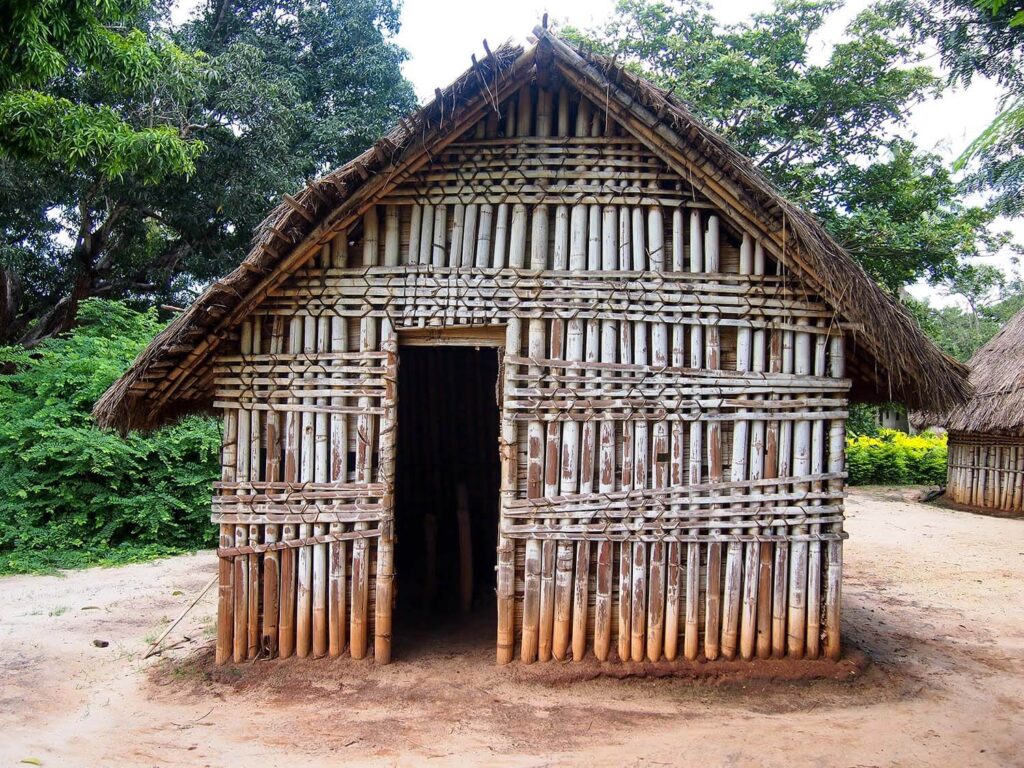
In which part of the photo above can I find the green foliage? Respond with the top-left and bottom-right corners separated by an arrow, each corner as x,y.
846,404 -> 882,437
899,0 -> 1024,216
0,299 -> 220,574
909,281 -> 1024,361
0,0 -> 207,182
1,0 -> 416,344
562,0 -> 1007,292
846,429 -> 948,485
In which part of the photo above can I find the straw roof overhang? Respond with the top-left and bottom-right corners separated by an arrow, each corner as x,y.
938,307 -> 1024,437
94,28 -> 970,432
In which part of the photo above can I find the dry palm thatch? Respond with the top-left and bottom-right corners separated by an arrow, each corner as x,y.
940,307 -> 1024,436
94,29 -> 969,433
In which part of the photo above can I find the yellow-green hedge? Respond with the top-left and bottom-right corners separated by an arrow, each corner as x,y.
846,429 -> 947,486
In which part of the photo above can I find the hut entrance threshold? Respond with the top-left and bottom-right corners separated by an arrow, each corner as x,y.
393,330 -> 503,653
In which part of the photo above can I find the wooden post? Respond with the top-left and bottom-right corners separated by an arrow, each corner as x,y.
351,315 -> 377,659
216,408 -> 237,665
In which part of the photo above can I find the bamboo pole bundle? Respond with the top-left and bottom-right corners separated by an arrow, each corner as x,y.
684,210 -> 704,662
350,314 -> 377,659
522,317 -> 546,663
497,318 -> 521,664
703,215 -> 722,662
787,320 -> 812,658
824,333 -> 845,660
247,318 -> 262,660
216,408 -> 238,665
278,317 -> 303,659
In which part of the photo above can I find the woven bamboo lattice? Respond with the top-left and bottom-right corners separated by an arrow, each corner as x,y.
210,75 -> 850,667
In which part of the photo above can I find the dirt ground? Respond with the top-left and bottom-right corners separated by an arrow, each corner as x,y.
1,487 -> 1022,767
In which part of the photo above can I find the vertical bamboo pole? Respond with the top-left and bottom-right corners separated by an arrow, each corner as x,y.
407,205 -> 422,266
787,321 -> 812,658
665,269 -> 686,661
216,408 -> 237,665
311,314 -> 330,659
431,205 -> 447,269
595,319 -> 617,661
262,316 -> 285,657
824,333 -> 845,660
476,204 -> 493,269
558,320 -> 583,662
684,210 -> 704,663
233,320 -> 253,663
329,306 -> 348,657
522,317 -> 546,663
747,241 -> 768,661
497,319 -> 521,664
806,323 -> 827,659
278,317 -> 302,659
772,328 -> 794,658
384,204 -> 400,267
630,215 -> 648,663
462,203 -> 478,268
418,204 -> 434,268
617,310 -> 634,663
246,319 -> 261,660
351,314 -> 377,659
646,205 -> 667,662
509,204 -> 528,269
704,216 -> 723,662
296,315 -> 316,658
493,204 -> 509,269
727,235 -> 753,661
375,318 -> 397,663
450,203 -> 465,268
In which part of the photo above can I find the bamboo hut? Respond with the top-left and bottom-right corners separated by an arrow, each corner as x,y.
95,28 -> 969,666
940,307 -> 1024,513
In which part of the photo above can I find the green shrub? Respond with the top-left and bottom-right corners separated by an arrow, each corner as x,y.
846,429 -> 947,486
0,300 -> 220,574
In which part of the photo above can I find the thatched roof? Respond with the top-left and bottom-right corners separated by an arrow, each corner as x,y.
940,307 -> 1024,437
94,27 -> 970,432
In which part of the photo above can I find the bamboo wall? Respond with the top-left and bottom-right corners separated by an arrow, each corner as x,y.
210,81 -> 850,665
947,431 -> 1024,513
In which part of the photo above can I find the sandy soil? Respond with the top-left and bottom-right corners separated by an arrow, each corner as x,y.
1,487 -> 1022,767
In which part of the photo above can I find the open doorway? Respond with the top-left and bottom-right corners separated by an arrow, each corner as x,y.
393,344 -> 501,652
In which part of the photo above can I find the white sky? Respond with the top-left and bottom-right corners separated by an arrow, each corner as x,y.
172,0 -> 1019,308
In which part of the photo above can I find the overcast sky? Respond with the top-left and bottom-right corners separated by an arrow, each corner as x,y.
173,0 -> 1017,307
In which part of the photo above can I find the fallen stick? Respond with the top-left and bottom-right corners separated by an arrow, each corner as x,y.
144,575 -> 218,660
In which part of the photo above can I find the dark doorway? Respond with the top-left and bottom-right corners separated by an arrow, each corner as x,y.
393,345 -> 501,649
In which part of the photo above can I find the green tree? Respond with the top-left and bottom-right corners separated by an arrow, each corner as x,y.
1,0 -> 416,345
897,0 -> 1024,216
0,299 -> 220,574
563,0 -> 1006,291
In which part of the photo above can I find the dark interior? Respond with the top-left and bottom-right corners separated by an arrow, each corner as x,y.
393,346 -> 500,640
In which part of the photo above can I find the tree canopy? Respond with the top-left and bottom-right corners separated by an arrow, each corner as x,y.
0,0 -> 415,345
563,0 -> 1009,293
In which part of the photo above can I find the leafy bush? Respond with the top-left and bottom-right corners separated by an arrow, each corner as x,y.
846,429 -> 948,486
0,300 -> 220,574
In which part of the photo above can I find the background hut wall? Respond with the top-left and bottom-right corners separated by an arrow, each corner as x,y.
210,84 -> 850,664
946,431 -> 1024,513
